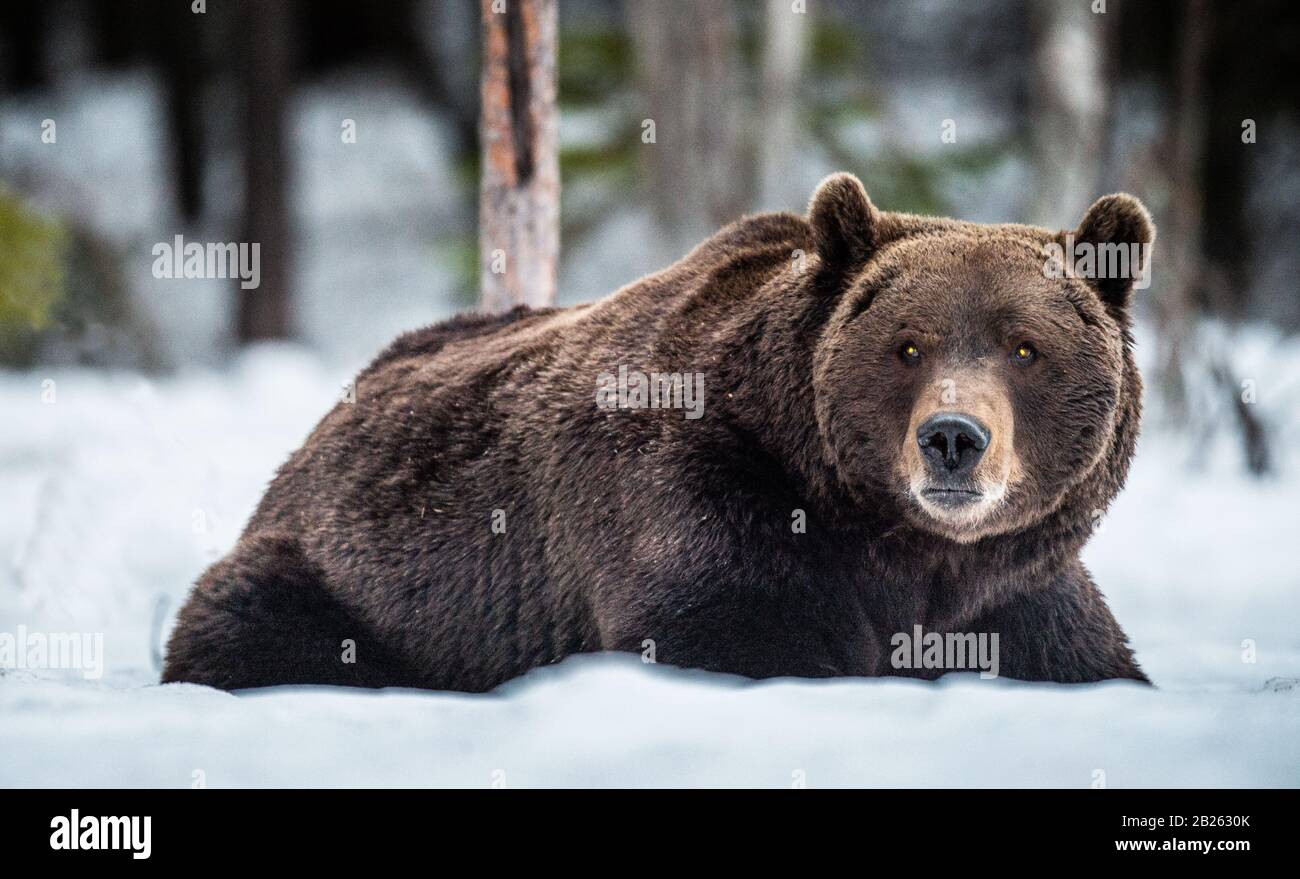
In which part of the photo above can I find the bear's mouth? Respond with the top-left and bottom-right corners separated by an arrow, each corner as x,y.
920,487 -> 984,508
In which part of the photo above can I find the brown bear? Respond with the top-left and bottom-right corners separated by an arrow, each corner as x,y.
162,173 -> 1153,691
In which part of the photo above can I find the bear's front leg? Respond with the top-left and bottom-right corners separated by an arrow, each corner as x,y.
969,562 -> 1149,684
598,578 -> 878,680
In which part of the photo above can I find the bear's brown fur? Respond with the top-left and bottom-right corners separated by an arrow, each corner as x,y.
163,173 -> 1153,691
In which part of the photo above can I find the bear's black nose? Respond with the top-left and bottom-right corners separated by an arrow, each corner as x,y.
917,413 -> 990,477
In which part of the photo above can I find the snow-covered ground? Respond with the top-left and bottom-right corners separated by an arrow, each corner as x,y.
2,328 -> 1299,788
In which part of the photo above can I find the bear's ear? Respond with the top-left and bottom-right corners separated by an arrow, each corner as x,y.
1066,193 -> 1155,314
808,173 -> 879,271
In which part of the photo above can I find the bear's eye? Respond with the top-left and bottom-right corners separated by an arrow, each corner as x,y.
1011,342 -> 1037,364
900,342 -> 921,363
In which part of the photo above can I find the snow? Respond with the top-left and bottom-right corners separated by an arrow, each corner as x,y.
2,328 -> 1299,788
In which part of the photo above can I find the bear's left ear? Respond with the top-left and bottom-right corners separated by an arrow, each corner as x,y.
808,172 -> 880,271
1066,194 -> 1155,313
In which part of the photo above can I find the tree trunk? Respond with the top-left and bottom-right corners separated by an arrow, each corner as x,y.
162,0 -> 207,222
1027,0 -> 1107,228
628,0 -> 743,255
758,0 -> 808,212
238,0 -> 293,342
478,0 -> 559,313
1153,0 -> 1211,422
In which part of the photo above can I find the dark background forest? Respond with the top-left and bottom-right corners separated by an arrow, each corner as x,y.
2,0 -> 1298,472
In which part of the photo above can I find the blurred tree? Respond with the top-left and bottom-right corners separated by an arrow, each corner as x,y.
758,0 -> 809,212
1133,0 -> 1272,474
0,0 -> 49,90
410,0 -> 482,163
160,0 -> 207,222
628,0 -> 746,254
479,0 -> 559,312
1027,0 -> 1107,228
239,0 -> 293,342
1153,0 -> 1209,425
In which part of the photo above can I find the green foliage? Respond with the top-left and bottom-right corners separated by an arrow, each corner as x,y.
559,28 -> 633,108
0,191 -> 67,363
556,21 -> 640,253
548,12 -> 1009,279
861,143 -> 1008,217
560,133 -> 636,177
808,21 -> 863,74
432,233 -> 481,311
0,190 -> 65,332
799,19 -> 1006,217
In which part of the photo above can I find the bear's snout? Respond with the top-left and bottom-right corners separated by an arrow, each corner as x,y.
900,368 -> 1021,538
916,412 -> 989,482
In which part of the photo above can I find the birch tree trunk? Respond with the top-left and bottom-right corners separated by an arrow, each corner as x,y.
479,0 -> 559,313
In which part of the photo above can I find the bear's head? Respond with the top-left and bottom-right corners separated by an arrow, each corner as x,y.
808,173 -> 1153,544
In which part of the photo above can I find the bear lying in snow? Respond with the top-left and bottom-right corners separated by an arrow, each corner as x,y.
163,173 -> 1153,691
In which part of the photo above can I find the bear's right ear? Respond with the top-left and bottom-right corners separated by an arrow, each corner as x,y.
808,173 -> 879,271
